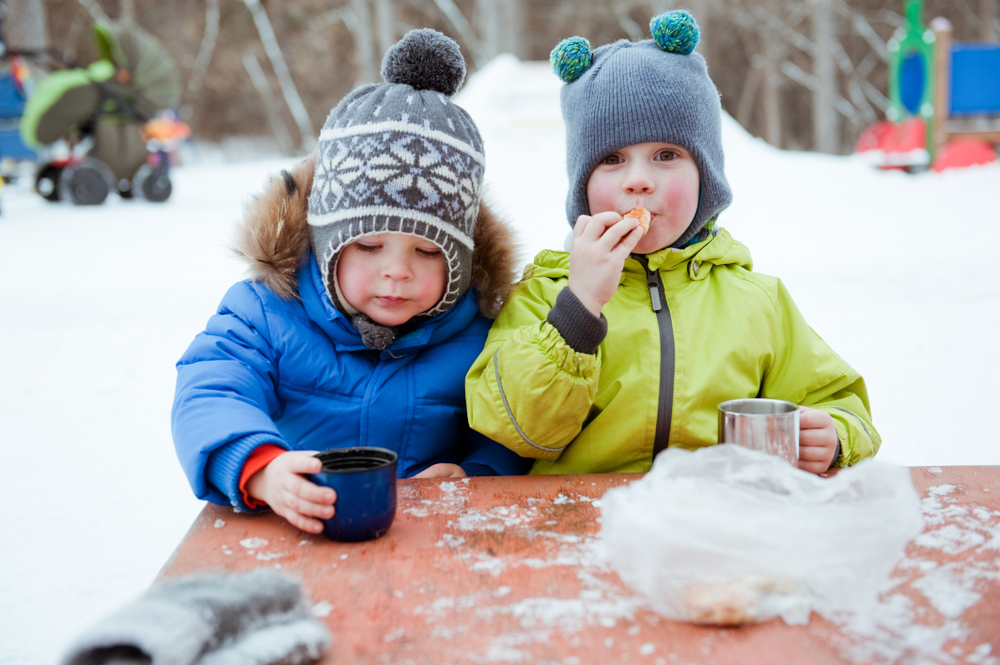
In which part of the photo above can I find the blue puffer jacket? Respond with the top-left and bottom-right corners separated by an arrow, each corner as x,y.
171,156 -> 530,510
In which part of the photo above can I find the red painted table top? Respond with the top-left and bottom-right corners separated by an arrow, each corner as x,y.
157,467 -> 1000,664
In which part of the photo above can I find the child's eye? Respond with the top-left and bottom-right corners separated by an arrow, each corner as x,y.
417,247 -> 442,258
601,154 -> 622,164
656,149 -> 679,161
355,243 -> 380,253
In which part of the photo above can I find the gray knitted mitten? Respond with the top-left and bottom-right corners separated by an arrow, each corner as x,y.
61,570 -> 331,665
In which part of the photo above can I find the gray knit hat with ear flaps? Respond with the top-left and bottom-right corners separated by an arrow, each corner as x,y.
551,11 -> 732,249
308,29 -> 484,347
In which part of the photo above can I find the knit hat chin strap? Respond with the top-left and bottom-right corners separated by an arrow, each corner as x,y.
351,314 -> 396,350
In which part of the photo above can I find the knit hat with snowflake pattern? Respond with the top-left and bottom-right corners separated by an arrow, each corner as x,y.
550,11 -> 732,249
308,29 -> 484,346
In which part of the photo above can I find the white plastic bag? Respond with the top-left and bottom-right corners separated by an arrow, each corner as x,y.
599,444 -> 923,626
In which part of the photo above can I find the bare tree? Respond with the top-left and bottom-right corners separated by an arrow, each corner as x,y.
119,0 -> 134,22
431,0 -> 487,68
181,0 -> 220,120
761,8 -> 785,147
374,0 -> 395,59
812,0 -> 838,153
476,0 -> 501,59
499,0 -> 524,57
243,0 -> 315,151
472,0 -> 524,59
980,0 -> 999,42
75,0 -> 110,24
685,0 -> 710,54
242,50 -> 296,156
3,0 -> 50,59
49,0 -> 980,156
317,0 -> 378,84
349,0 -> 377,82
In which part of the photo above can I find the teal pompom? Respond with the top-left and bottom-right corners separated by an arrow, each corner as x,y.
550,36 -> 592,83
650,10 -> 700,55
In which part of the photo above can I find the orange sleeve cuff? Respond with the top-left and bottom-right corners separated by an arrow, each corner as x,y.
239,444 -> 287,509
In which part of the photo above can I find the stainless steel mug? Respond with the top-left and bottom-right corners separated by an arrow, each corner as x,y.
717,398 -> 800,464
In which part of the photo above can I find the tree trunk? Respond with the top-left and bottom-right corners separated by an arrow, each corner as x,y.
75,0 -> 110,23
243,0 -> 316,151
373,0 -> 395,61
242,50 -> 296,156
980,0 -> 999,43
182,0 -> 221,118
755,0 -> 784,148
685,0 -> 709,56
762,32 -> 783,148
811,0 -> 838,153
349,0 -> 378,84
119,0 -> 135,22
476,0 -> 501,61
2,0 -> 50,57
500,0 -> 523,57
432,0 -> 486,68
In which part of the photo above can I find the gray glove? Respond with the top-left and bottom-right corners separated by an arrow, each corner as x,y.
61,570 -> 331,665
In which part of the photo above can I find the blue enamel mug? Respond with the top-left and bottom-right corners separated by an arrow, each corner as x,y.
309,447 -> 398,542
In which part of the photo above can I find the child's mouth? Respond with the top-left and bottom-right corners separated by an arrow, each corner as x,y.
376,296 -> 407,306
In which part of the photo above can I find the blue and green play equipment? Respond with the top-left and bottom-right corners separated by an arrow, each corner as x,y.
858,0 -> 1000,170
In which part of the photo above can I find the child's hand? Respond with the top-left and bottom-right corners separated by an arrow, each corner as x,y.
568,211 -> 644,316
412,463 -> 468,479
245,451 -> 336,534
797,407 -> 839,475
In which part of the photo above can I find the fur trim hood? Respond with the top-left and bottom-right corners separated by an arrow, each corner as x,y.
232,152 -> 521,318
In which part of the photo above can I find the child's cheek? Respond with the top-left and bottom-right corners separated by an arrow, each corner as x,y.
663,178 -> 700,227
586,176 -> 617,215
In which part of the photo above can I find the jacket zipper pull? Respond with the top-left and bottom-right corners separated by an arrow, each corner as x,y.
638,257 -> 662,312
648,282 -> 661,311
647,274 -> 662,312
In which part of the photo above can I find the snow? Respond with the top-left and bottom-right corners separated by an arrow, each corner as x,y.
1,53 -> 999,664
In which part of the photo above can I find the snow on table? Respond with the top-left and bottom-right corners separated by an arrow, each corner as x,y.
157,469 -> 1000,665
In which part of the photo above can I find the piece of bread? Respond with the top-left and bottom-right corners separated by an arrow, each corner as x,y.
682,576 -> 795,626
624,207 -> 651,237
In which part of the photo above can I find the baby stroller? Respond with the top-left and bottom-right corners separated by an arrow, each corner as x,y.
20,20 -> 183,205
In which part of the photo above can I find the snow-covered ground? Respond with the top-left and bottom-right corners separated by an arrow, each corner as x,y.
1,54 -> 998,664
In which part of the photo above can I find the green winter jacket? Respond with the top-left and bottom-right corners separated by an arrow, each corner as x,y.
465,229 -> 879,474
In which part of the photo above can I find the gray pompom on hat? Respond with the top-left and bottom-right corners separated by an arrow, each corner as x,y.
552,11 -> 733,249
308,29 -> 484,333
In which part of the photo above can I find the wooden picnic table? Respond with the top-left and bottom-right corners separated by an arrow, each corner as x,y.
157,467 -> 1000,664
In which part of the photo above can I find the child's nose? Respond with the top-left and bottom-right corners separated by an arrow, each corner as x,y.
382,256 -> 414,280
623,165 -> 655,194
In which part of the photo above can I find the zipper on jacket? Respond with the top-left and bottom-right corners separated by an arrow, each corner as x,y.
639,257 -> 674,457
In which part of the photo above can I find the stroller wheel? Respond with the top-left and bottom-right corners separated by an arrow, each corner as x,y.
133,164 -> 172,203
59,158 -> 115,205
35,164 -> 65,202
116,178 -> 134,199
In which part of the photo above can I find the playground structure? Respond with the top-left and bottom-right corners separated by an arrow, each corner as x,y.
20,20 -> 186,205
856,0 -> 1000,171
0,57 -> 37,168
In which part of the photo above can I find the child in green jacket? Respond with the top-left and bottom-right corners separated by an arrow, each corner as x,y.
465,11 -> 879,476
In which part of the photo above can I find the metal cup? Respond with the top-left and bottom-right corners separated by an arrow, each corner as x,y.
717,398 -> 800,464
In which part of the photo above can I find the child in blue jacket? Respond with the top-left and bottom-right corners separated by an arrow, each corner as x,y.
172,30 -> 529,534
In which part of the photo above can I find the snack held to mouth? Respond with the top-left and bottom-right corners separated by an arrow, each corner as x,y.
624,207 -> 651,237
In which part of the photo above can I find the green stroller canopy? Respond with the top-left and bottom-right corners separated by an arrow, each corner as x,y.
20,20 -> 181,148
